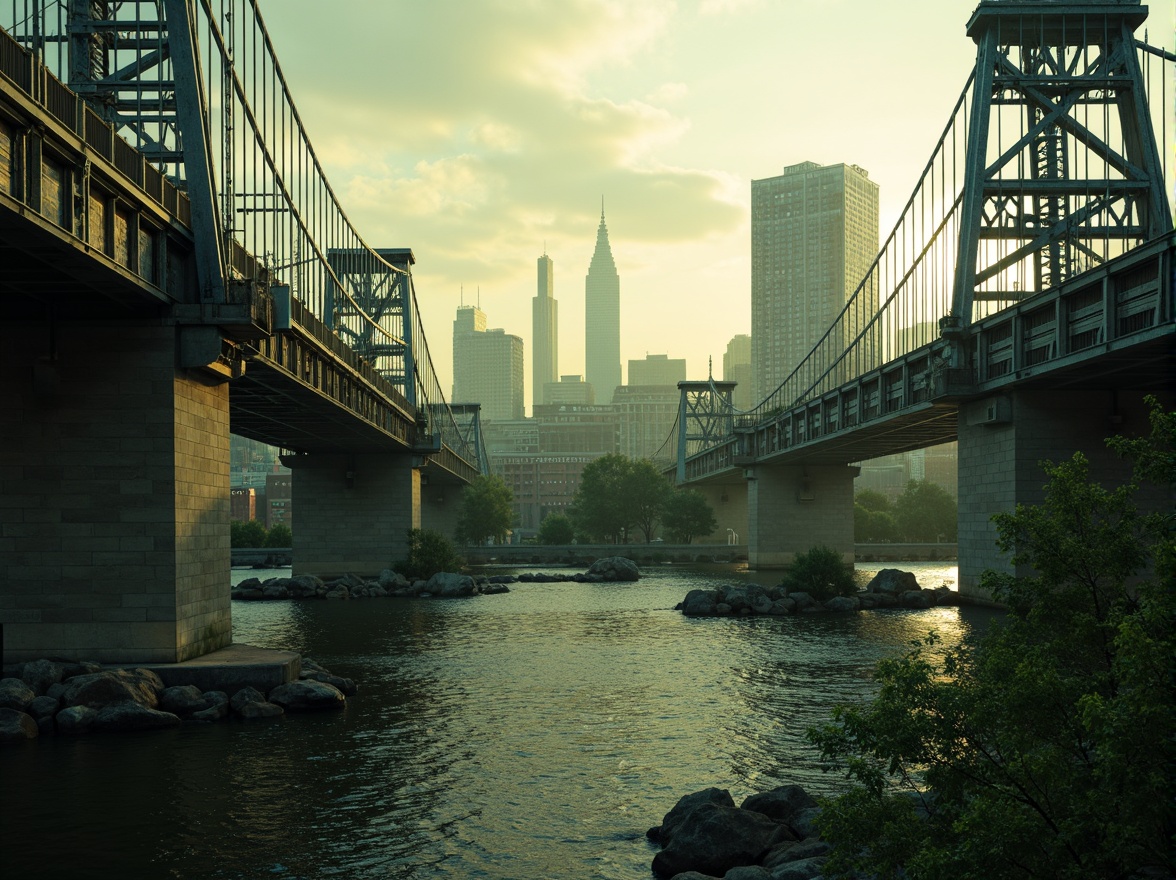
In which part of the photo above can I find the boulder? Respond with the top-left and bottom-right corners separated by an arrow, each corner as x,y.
787,807 -> 822,839
425,572 -> 478,597
934,586 -> 961,606
261,583 -> 290,599
766,855 -> 827,879
0,708 -> 38,743
190,691 -> 230,721
865,568 -> 919,594
900,589 -> 934,609
741,785 -> 818,826
656,787 -> 735,845
61,668 -> 164,710
681,589 -> 720,617
230,687 -> 269,714
160,685 -> 209,717
378,569 -> 410,590
823,595 -> 859,613
58,660 -> 102,680
237,701 -> 284,719
267,680 -> 346,712
652,803 -> 793,878
55,705 -> 97,735
324,585 -> 350,600
20,659 -> 64,694
288,575 -> 324,598
586,556 -> 640,581
26,695 -> 61,721
300,670 -> 358,696
92,702 -> 181,732
0,678 -> 36,711
785,592 -> 821,613
725,867 -> 772,880
768,598 -> 796,616
765,838 -> 831,867
236,577 -> 262,590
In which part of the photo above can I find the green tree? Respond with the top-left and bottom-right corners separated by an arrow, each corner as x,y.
854,504 -> 899,543
661,489 -> 717,544
231,519 -> 268,548
781,544 -> 856,601
264,522 -> 292,547
570,454 -> 638,543
808,400 -> 1175,880
855,489 -> 893,513
393,528 -> 464,580
536,512 -> 575,545
455,474 -> 515,545
894,479 -> 957,541
629,459 -> 673,542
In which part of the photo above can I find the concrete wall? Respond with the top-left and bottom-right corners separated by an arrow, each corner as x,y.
0,322 -> 231,663
693,481 -> 748,545
421,480 -> 462,541
957,389 -> 1171,599
290,453 -> 420,577
747,464 -> 857,569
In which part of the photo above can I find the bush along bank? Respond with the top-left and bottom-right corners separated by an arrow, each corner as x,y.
0,657 -> 355,744
647,783 -> 831,879
677,567 -> 970,617
232,556 -> 641,601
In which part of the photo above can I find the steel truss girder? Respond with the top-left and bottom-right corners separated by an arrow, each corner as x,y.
951,1 -> 1170,327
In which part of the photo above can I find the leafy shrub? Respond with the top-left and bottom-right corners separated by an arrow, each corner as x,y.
393,528 -> 463,580
264,523 -> 292,547
782,544 -> 856,601
536,513 -> 575,545
231,519 -> 268,548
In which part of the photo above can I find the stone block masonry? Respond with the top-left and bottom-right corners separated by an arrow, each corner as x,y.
0,321 -> 232,663
746,464 -> 857,569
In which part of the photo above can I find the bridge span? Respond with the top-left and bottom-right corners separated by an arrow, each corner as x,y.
0,3 -> 483,663
675,0 -> 1175,596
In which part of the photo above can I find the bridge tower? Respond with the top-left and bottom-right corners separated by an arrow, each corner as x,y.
946,0 -> 1174,596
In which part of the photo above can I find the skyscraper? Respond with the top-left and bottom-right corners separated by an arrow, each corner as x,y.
723,334 -> 753,411
452,305 -> 525,421
751,161 -> 879,400
532,252 -> 558,410
584,204 -> 621,404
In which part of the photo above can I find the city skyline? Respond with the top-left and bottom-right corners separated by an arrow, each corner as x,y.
259,1 -> 1176,411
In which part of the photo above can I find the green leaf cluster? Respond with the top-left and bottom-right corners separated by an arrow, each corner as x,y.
781,544 -> 856,601
854,480 -> 957,543
393,528 -> 463,580
455,474 -> 515,545
536,512 -> 575,545
809,398 -> 1175,880
231,519 -> 271,548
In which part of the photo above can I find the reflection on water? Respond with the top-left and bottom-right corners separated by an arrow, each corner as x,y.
3,564 -> 1001,879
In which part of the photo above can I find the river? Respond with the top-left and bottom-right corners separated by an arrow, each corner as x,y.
2,563 -> 1000,879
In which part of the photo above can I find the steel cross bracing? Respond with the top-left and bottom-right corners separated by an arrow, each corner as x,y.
675,380 -> 736,483
669,0 -> 1173,483
1,0 -> 481,472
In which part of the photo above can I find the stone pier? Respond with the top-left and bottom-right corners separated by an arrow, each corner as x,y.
745,463 -> 858,569
0,321 -> 232,663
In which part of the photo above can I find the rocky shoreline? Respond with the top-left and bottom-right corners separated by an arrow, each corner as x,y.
0,657 -> 355,744
232,555 -> 641,601
678,568 -> 971,618
648,783 -> 833,879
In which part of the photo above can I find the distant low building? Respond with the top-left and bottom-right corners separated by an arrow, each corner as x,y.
266,473 -> 292,530
544,374 -> 595,406
230,487 -> 257,522
613,384 -> 679,466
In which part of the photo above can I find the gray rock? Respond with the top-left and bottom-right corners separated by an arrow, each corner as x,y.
261,583 -> 290,599
785,592 -> 820,612
230,687 -> 269,714
237,701 -> 284,719
726,867 -> 772,880
55,705 -> 97,734
378,569 -> 410,590
657,787 -> 736,845
20,659 -> 64,694
0,678 -> 36,711
787,807 -> 822,839
682,589 -> 720,617
190,691 -> 229,721
900,589 -> 934,609
767,855 -> 827,880
46,682 -> 67,700
58,660 -> 102,679
36,715 -> 55,736
299,670 -> 358,696
715,603 -> 733,616
92,702 -> 181,732
160,685 -> 208,717
865,568 -> 919,594
768,598 -> 796,615
652,803 -> 794,879
767,839 -> 831,866
0,708 -> 38,743
236,577 -> 262,590
267,679 -> 346,712
26,695 -> 61,721
741,786 -> 818,826
586,556 -> 640,581
324,585 -> 350,600
288,575 -> 324,598
823,596 -> 860,613
934,586 -> 961,606
61,668 -> 163,710
425,572 -> 477,597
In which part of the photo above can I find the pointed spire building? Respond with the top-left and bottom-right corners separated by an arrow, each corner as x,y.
584,203 -> 621,403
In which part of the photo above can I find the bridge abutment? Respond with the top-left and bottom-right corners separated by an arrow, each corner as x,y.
746,464 -> 857,569
0,322 -> 232,664
694,482 -> 748,545
287,453 -> 421,577
957,389 -> 1168,600
421,479 -> 461,541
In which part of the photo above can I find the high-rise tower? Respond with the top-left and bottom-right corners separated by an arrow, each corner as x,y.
531,252 -> 558,411
584,204 -> 621,404
750,161 -> 879,400
453,304 -> 524,421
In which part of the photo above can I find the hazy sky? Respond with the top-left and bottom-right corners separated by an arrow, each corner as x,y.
260,0 -> 1175,413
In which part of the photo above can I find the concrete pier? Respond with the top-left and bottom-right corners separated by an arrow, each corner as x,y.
745,463 -> 858,569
